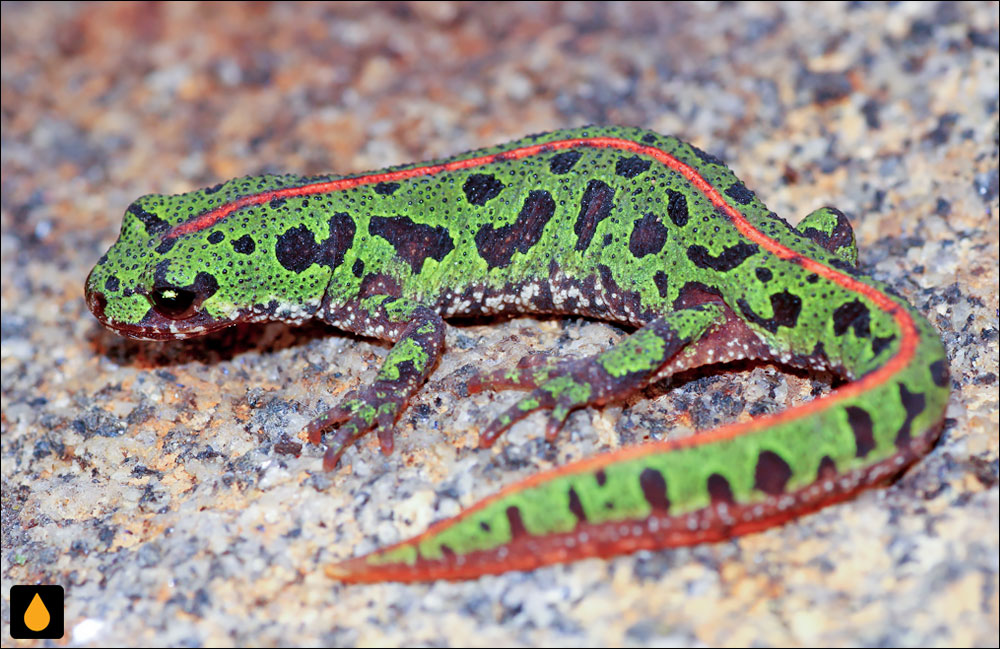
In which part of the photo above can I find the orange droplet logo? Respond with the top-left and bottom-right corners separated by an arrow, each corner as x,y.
24,592 -> 51,632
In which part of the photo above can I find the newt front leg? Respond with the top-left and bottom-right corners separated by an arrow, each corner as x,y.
307,295 -> 446,470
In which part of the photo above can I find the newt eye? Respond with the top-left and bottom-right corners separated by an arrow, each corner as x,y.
150,286 -> 199,320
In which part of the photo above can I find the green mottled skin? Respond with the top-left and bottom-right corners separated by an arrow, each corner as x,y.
85,127 -> 949,582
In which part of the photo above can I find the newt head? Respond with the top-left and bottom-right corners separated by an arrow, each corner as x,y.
85,191 -> 249,341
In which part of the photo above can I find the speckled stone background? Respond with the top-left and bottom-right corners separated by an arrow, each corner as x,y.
2,2 -> 997,647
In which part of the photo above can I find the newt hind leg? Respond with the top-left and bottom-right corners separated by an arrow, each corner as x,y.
474,303 -> 733,448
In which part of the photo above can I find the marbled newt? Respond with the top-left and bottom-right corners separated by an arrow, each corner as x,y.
85,127 -> 950,583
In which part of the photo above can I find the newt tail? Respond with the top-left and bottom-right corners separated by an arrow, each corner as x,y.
321,134 -> 950,583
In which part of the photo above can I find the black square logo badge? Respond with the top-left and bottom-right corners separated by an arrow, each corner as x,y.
9,585 -> 64,639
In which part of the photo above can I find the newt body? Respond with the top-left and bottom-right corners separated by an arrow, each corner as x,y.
86,127 -> 949,582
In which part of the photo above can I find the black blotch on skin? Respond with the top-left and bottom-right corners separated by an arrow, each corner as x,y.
930,359 -> 949,387
567,487 -> 587,522
207,231 -> 224,244
440,545 -> 455,558
687,242 -> 758,272
738,290 -> 802,332
475,190 -> 555,268
463,173 -> 505,206
351,258 -> 365,278
574,180 -> 615,252
872,334 -> 896,356
275,224 -> 321,272
817,455 -> 838,481
152,260 -> 172,286
370,215 -> 453,273
595,469 -> 607,487
325,211 -> 357,270
829,258 -> 863,277
895,384 -> 926,448
654,271 -> 670,298
479,520 -> 491,532
690,144 -> 724,166
666,189 -> 689,227
754,450 -> 792,495
269,197 -> 287,209
725,182 -> 755,205
506,505 -> 528,539
155,238 -> 177,254
845,405 -> 875,457
231,234 -> 255,255
755,267 -> 773,283
639,468 -> 670,511
104,275 -> 119,292
191,272 -> 220,300
128,203 -> 169,235
358,272 -> 402,299
641,133 -> 657,144
707,473 -> 735,504
673,281 -> 724,310
615,155 -> 652,178
628,212 -> 669,258
373,182 -> 400,196
204,182 -> 224,195
549,151 -> 582,174
833,299 -> 871,338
